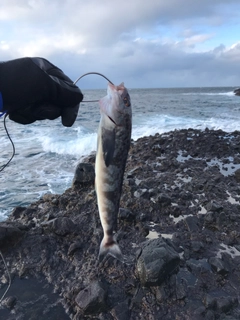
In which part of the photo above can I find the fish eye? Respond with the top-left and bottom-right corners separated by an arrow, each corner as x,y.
123,94 -> 131,107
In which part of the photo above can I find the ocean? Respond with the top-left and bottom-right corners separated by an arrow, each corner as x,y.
0,86 -> 239,220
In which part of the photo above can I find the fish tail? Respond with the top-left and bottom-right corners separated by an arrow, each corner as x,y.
98,237 -> 124,263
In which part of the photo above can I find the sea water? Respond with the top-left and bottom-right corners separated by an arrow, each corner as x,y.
0,87 -> 239,220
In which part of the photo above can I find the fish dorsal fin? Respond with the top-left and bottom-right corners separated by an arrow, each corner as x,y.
102,127 -> 115,167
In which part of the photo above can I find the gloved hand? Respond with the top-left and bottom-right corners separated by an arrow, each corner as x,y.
0,57 -> 83,126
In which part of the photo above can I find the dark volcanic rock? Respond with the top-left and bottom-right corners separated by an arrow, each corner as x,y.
75,280 -> 107,315
72,162 -> 95,188
234,168 -> 240,182
209,257 -> 230,275
1,128 -> 240,319
234,88 -> 240,96
136,238 -> 180,286
50,217 -> 76,236
0,222 -> 24,247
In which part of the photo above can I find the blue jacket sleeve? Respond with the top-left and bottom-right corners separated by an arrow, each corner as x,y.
0,92 -> 3,111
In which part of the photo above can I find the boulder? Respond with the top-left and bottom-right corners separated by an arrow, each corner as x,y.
136,238 -> 180,287
75,280 -> 107,315
72,162 -> 95,187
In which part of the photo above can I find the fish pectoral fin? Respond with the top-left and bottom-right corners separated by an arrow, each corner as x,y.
102,127 -> 115,167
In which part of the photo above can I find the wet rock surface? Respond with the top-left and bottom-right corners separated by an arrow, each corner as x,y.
0,128 -> 240,319
234,88 -> 240,96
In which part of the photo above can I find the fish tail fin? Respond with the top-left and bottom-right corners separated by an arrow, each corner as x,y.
98,238 -> 124,263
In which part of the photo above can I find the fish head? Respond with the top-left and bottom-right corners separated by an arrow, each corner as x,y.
99,82 -> 132,126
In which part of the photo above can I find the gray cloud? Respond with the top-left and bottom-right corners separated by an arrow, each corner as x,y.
1,0 -> 240,88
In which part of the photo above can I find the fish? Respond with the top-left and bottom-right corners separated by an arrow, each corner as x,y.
95,82 -> 132,262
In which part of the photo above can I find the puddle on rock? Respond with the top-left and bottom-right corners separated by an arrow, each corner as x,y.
146,222 -> 173,240
226,191 -> 240,205
217,243 -> 240,259
170,214 -> 193,224
176,151 -> 240,177
146,231 -> 173,240
198,205 -> 207,214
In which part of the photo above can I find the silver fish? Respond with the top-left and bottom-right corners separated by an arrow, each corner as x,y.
95,82 -> 132,261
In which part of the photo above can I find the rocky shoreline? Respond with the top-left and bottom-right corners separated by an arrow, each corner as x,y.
0,128 -> 240,320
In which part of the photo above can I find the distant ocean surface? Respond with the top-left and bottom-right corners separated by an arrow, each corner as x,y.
1,87 -> 240,220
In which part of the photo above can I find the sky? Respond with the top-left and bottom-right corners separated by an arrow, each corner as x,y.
1,0 -> 240,89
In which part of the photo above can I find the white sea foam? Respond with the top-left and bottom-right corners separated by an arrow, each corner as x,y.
182,91 -> 235,96
0,209 -> 9,222
40,132 -> 97,157
132,113 -> 239,141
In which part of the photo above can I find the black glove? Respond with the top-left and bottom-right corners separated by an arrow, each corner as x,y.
0,57 -> 83,126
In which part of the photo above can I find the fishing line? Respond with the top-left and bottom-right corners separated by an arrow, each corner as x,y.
74,72 -> 114,103
0,250 -> 12,304
0,113 -> 15,173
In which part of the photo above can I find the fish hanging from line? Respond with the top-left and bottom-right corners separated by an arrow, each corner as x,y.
95,82 -> 132,262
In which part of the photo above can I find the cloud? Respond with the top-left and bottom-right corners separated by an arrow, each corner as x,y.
1,0 -> 240,88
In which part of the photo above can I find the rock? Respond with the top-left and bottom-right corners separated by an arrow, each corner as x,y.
110,300 -> 130,320
154,193 -> 171,206
234,168 -> 240,182
118,208 -> 135,221
1,296 -> 17,309
11,206 -> 26,219
134,189 -> 149,199
191,241 -> 204,252
72,162 -> 95,187
0,223 -> 24,247
136,238 -> 180,287
209,257 -> 230,275
186,258 -> 211,273
175,268 -> 197,300
234,88 -> 240,96
184,215 -> 200,232
50,217 -> 76,236
204,290 -> 238,313
68,241 -> 82,256
75,280 -> 107,315
205,200 -> 223,212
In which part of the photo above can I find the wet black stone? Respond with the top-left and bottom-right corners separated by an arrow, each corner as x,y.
155,193 -> 172,206
136,238 -> 180,287
0,223 -> 24,247
110,300 -> 130,320
175,268 -> 197,300
186,258 -> 211,273
72,162 -> 95,187
75,280 -> 107,315
11,207 -> 26,219
68,241 -> 82,256
234,168 -> 240,182
206,200 -> 223,212
191,241 -> 204,253
184,216 -> 200,232
118,208 -> 135,221
204,290 -> 238,313
2,296 -> 17,309
51,217 -> 76,236
209,257 -> 230,275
